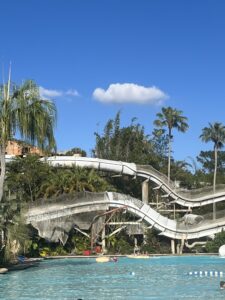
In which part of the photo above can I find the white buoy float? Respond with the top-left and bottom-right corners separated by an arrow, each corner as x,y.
0,268 -> 8,274
219,245 -> 225,257
96,256 -> 110,263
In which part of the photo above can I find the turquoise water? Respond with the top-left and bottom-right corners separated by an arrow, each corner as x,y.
0,256 -> 225,299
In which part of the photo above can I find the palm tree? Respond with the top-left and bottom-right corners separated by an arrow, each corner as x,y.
154,106 -> 188,183
0,73 -> 57,203
200,122 -> 225,220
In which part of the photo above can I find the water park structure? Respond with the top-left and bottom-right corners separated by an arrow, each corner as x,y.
23,156 -> 225,254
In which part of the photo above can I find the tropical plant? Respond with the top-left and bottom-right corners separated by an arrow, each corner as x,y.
197,150 -> 225,176
65,147 -> 86,157
94,111 -> 155,165
151,128 -> 169,160
0,76 -> 57,203
39,167 -> 113,198
205,231 -> 225,253
154,106 -> 188,182
140,229 -> 170,254
6,155 -> 52,202
200,122 -> 225,219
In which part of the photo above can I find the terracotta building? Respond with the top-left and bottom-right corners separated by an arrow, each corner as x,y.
5,140 -> 43,156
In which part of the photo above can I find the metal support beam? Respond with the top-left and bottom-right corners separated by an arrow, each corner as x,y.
142,179 -> 149,204
107,222 -> 141,225
101,225 -> 106,254
74,227 -> 90,238
171,239 -> 175,254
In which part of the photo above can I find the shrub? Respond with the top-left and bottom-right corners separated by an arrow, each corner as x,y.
205,231 -> 225,253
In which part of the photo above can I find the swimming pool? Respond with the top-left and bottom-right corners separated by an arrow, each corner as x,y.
0,256 -> 225,299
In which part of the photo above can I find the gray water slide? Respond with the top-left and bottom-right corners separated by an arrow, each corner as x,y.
42,156 -> 225,207
27,155 -> 225,240
26,191 -> 225,241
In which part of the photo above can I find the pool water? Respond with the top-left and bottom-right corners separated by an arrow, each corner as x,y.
0,256 -> 225,299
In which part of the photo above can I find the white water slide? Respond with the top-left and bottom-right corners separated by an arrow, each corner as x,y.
26,156 -> 225,240
42,156 -> 225,207
27,191 -> 225,241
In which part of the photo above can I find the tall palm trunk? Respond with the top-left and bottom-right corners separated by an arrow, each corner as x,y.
168,129 -> 172,184
0,144 -> 6,251
213,146 -> 218,220
0,144 -> 6,203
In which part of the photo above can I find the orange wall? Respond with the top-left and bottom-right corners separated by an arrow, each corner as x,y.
5,141 -> 43,156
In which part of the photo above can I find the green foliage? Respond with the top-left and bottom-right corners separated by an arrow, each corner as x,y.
0,79 -> 57,153
104,231 -> 133,254
169,160 -> 199,189
6,155 -> 52,202
50,245 -> 68,256
39,244 -> 68,257
197,150 -> 225,175
154,106 -> 189,138
69,235 -> 90,254
6,154 -> 113,200
115,238 -> 133,254
154,106 -> 189,181
151,128 -> 168,168
94,111 -> 155,165
200,123 -> 225,189
65,147 -> 87,157
200,122 -> 225,150
205,231 -> 225,253
0,214 -> 34,263
39,167 -> 113,198
140,229 -> 170,254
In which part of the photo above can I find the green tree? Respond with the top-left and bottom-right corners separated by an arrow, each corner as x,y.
39,167 -> 112,198
197,150 -> 225,175
65,147 -> 86,157
151,128 -> 169,159
0,76 -> 57,203
200,122 -> 225,219
154,106 -> 188,182
205,231 -> 225,253
94,111 -> 154,165
6,155 -> 51,202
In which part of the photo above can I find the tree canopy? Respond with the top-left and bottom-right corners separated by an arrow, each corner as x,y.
154,106 -> 188,182
0,78 -> 57,202
94,111 -> 155,165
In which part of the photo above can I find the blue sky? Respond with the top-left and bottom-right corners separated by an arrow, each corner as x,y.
1,0 -> 225,162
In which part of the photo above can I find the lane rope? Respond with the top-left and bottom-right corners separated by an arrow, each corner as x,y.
188,271 -> 223,277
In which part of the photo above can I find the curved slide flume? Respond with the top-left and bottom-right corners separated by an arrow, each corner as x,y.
26,191 -> 225,240
41,156 -> 225,207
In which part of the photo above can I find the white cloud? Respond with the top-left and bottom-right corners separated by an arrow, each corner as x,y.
39,87 -> 62,98
66,89 -> 79,97
39,86 -> 79,100
93,83 -> 168,104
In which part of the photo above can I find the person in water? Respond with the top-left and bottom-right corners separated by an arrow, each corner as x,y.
110,256 -> 118,262
220,281 -> 225,289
